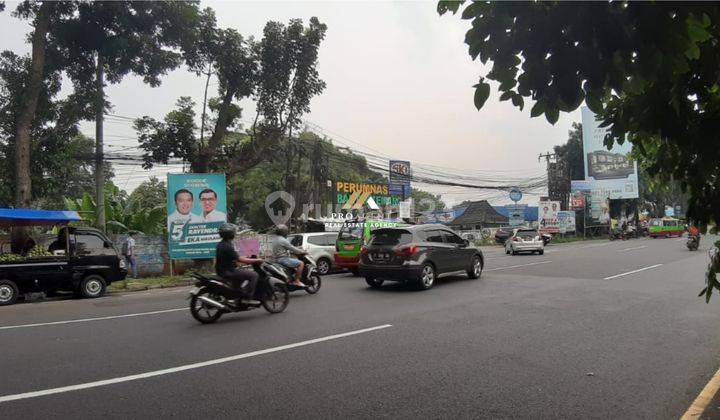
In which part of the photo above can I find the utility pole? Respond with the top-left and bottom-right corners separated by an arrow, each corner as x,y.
95,53 -> 106,232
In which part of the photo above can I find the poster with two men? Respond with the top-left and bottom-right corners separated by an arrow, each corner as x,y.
167,173 -> 227,259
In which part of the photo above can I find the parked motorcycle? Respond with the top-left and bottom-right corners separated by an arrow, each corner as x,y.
270,253 -> 321,294
188,262 -> 290,324
687,235 -> 700,251
609,228 -> 627,241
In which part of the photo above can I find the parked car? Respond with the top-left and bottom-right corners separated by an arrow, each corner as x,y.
505,228 -> 545,255
494,226 -> 515,244
358,224 -> 484,291
289,232 -> 338,275
0,209 -> 127,306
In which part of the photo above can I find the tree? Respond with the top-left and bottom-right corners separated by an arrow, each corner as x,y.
128,177 -> 167,214
411,189 -> 446,213
548,123 -> 583,209
137,17 -> 328,176
52,1 -> 201,230
439,2 -> 720,225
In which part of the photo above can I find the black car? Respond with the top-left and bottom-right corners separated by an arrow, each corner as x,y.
494,226 -> 515,244
358,224 -> 484,290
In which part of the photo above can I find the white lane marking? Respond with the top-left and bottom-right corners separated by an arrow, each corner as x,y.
0,308 -> 186,331
603,264 -> 663,280
619,245 -> 647,252
486,260 -> 553,272
581,243 -> 611,249
0,324 -> 393,403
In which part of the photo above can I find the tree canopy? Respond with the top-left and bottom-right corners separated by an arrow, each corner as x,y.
439,1 -> 720,224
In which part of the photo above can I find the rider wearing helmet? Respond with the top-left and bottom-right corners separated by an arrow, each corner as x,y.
216,223 -> 263,303
271,224 -> 306,287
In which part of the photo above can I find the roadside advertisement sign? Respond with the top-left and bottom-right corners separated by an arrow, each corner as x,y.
538,200 -> 560,233
336,181 -> 399,209
389,160 -> 412,198
399,199 -> 412,219
557,211 -> 576,233
167,173 -> 227,259
506,204 -> 527,227
571,180 -> 611,224
581,107 -> 639,199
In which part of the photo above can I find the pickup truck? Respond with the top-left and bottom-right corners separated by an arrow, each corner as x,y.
0,209 -> 127,306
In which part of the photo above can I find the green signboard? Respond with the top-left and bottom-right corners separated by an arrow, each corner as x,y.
167,173 -> 227,260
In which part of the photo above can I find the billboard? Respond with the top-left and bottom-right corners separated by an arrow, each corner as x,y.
538,200 -> 560,233
167,173 -> 227,259
557,211 -> 576,233
389,160 -> 412,198
571,180 -> 611,225
336,182 -> 399,209
506,204 -> 527,227
581,107 -> 639,199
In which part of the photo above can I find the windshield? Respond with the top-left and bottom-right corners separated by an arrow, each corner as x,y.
517,230 -> 538,238
369,229 -> 412,246
338,223 -> 363,241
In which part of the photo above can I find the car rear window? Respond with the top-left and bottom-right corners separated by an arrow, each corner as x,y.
517,230 -> 538,238
370,229 -> 413,246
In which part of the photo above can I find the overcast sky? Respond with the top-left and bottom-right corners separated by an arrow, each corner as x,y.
1,1 -> 581,207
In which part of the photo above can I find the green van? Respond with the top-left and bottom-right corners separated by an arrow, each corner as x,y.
648,217 -> 684,238
334,219 -> 407,275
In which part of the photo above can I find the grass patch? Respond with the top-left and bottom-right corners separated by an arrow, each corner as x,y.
108,275 -> 197,293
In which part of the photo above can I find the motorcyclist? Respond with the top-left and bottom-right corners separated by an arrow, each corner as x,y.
215,223 -> 263,304
271,224 -> 306,287
687,223 -> 701,246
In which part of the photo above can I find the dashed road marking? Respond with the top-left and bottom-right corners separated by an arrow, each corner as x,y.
603,264 -> 663,280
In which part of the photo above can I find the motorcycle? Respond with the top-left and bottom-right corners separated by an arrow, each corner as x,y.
188,262 -> 290,324
687,235 -> 700,251
541,233 -> 552,246
269,253 -> 322,294
609,228 -> 627,241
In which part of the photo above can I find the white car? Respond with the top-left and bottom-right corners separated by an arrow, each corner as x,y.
505,228 -> 545,255
289,232 -> 339,275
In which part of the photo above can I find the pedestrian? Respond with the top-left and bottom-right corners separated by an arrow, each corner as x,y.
123,231 -> 138,279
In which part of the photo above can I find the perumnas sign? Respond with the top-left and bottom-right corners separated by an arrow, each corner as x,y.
336,182 -> 389,196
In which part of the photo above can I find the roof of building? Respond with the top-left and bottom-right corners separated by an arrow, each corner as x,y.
447,201 -> 508,226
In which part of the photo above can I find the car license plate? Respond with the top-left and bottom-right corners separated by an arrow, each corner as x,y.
373,253 -> 390,260
343,244 -> 355,251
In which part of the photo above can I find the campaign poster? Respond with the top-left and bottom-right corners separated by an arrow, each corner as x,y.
538,200 -> 560,233
571,180 -> 611,225
167,173 -> 227,259
557,211 -> 576,233
581,107 -> 639,199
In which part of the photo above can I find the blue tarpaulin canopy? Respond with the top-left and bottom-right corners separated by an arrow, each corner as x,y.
0,208 -> 81,227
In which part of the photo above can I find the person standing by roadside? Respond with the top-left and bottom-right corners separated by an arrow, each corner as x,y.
123,232 -> 138,279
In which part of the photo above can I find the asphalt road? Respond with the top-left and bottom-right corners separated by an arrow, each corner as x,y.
2,235 -> 720,419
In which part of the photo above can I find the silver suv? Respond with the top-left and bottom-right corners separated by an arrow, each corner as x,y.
289,232 -> 339,275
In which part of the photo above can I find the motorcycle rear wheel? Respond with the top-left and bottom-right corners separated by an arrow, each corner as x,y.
190,289 -> 224,324
262,283 -> 290,314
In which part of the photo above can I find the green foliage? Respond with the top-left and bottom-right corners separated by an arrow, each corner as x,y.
0,50 -> 98,208
411,189 -> 446,213
138,16 -> 328,175
441,2 -> 720,224
548,123 -> 583,209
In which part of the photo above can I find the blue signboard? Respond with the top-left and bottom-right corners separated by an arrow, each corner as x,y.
389,160 -> 411,198
167,173 -> 227,260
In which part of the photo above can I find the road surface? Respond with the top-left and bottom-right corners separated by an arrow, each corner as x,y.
1,235 -> 719,419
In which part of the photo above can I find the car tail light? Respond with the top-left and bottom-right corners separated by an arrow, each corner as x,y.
395,245 -> 418,258
359,245 -> 368,256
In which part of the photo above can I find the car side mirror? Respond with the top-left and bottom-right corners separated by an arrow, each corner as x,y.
461,239 -> 470,247
104,241 -> 113,248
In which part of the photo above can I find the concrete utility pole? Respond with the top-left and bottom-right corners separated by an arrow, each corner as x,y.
95,53 -> 106,232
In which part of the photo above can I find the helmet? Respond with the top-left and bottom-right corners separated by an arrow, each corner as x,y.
218,223 -> 237,240
275,224 -> 289,237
